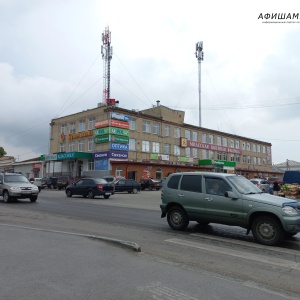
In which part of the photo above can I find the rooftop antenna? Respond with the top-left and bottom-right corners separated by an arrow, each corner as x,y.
195,41 -> 204,127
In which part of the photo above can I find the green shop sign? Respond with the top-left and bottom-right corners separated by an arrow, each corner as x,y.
57,152 -> 92,160
94,135 -> 129,144
198,159 -> 236,167
94,127 -> 130,137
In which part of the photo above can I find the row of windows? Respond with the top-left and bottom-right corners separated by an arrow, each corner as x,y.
59,139 -> 267,165
60,118 -> 267,154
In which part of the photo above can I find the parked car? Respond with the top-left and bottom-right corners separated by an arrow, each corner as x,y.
160,172 -> 300,246
0,171 -> 39,203
114,179 -> 141,193
57,176 -> 74,190
65,178 -> 114,199
29,177 -> 42,192
103,175 -> 126,183
249,178 -> 270,193
140,178 -> 162,191
40,177 -> 48,189
46,177 -> 58,189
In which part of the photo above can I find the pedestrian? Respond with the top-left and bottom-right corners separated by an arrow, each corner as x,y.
273,180 -> 280,196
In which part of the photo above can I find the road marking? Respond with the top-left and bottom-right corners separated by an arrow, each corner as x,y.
165,238 -> 300,271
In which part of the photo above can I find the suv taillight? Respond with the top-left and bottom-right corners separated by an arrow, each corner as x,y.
97,184 -> 103,190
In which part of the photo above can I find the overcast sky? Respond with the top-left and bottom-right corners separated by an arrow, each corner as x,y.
1,0 -> 299,164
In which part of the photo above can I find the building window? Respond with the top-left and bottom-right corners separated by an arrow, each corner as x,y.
257,145 -> 261,153
209,150 -> 214,159
202,149 -> 207,159
69,141 -> 75,152
142,140 -> 150,152
153,122 -> 161,135
263,158 -> 266,165
258,157 -> 261,165
129,138 -> 136,151
262,146 -> 266,153
88,117 -> 95,130
223,152 -> 228,161
230,154 -> 235,162
253,157 -> 257,165
88,138 -> 94,152
243,155 -> 246,163
192,131 -> 198,141
253,144 -> 257,152
208,135 -> 214,144
164,143 -> 170,154
79,119 -> 85,132
61,124 -> 66,135
129,118 -> 137,131
142,120 -> 151,133
202,133 -> 207,143
88,159 -> 94,170
78,140 -> 84,152
247,143 -> 251,151
156,167 -> 162,180
165,125 -> 170,137
174,145 -> 180,156
242,142 -> 246,150
223,137 -> 228,147
230,139 -> 234,148
152,142 -> 160,153
174,127 -> 180,138
192,148 -> 198,158
70,121 -> 76,134
60,143 -> 66,152
217,136 -> 222,146
185,147 -> 191,157
247,156 -> 251,164
218,152 -> 222,160
185,130 -> 191,139
235,155 -> 240,162
235,140 -> 240,149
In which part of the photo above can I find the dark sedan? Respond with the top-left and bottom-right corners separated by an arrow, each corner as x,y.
65,178 -> 114,199
114,179 -> 141,194
140,178 -> 162,191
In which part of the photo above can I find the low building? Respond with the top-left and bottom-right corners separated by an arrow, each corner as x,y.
45,102 -> 280,180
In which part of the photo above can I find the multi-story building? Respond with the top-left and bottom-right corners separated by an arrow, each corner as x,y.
46,102 -> 276,181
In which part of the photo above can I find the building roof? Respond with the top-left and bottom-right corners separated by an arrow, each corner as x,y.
274,160 -> 300,168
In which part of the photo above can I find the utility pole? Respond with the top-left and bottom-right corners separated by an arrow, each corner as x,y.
195,41 -> 204,127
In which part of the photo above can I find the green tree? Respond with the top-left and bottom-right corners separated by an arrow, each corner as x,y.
0,147 -> 7,158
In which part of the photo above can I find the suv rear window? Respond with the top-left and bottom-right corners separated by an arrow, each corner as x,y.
180,175 -> 202,193
167,175 -> 181,189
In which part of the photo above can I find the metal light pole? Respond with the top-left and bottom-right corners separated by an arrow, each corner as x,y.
195,41 -> 204,127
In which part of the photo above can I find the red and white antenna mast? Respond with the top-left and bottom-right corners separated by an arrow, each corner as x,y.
101,26 -> 113,104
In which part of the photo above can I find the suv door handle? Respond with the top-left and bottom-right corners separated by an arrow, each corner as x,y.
178,194 -> 185,197
205,197 -> 213,201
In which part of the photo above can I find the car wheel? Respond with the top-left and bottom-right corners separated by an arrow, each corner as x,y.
88,191 -> 95,199
251,216 -> 284,246
3,191 -> 11,203
167,206 -> 189,231
30,196 -> 37,202
104,195 -> 110,199
132,188 -> 138,194
66,189 -> 72,197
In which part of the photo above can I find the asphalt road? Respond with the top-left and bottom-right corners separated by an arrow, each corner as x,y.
0,189 -> 300,299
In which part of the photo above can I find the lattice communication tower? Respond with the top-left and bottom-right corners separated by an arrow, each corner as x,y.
101,27 -> 113,104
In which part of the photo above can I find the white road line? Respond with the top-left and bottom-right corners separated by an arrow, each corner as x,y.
165,238 -> 300,271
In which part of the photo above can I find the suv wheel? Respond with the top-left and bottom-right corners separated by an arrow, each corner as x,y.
30,196 -> 37,202
3,191 -> 11,203
167,206 -> 189,230
132,188 -> 138,194
251,216 -> 284,246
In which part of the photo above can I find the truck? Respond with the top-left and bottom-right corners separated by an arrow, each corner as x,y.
283,171 -> 300,184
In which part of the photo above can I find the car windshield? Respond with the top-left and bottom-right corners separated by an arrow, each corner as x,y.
5,174 -> 29,183
227,176 -> 261,194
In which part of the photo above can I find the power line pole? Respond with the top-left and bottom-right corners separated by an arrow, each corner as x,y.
195,41 -> 204,127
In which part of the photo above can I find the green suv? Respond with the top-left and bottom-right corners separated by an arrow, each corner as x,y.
0,172 -> 39,203
160,172 -> 300,246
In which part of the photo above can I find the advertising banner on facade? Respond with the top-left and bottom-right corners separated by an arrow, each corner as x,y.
94,159 -> 109,170
110,112 -> 130,122
150,154 -> 170,161
109,143 -> 129,151
94,119 -> 130,129
93,151 -> 128,160
94,127 -> 130,137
